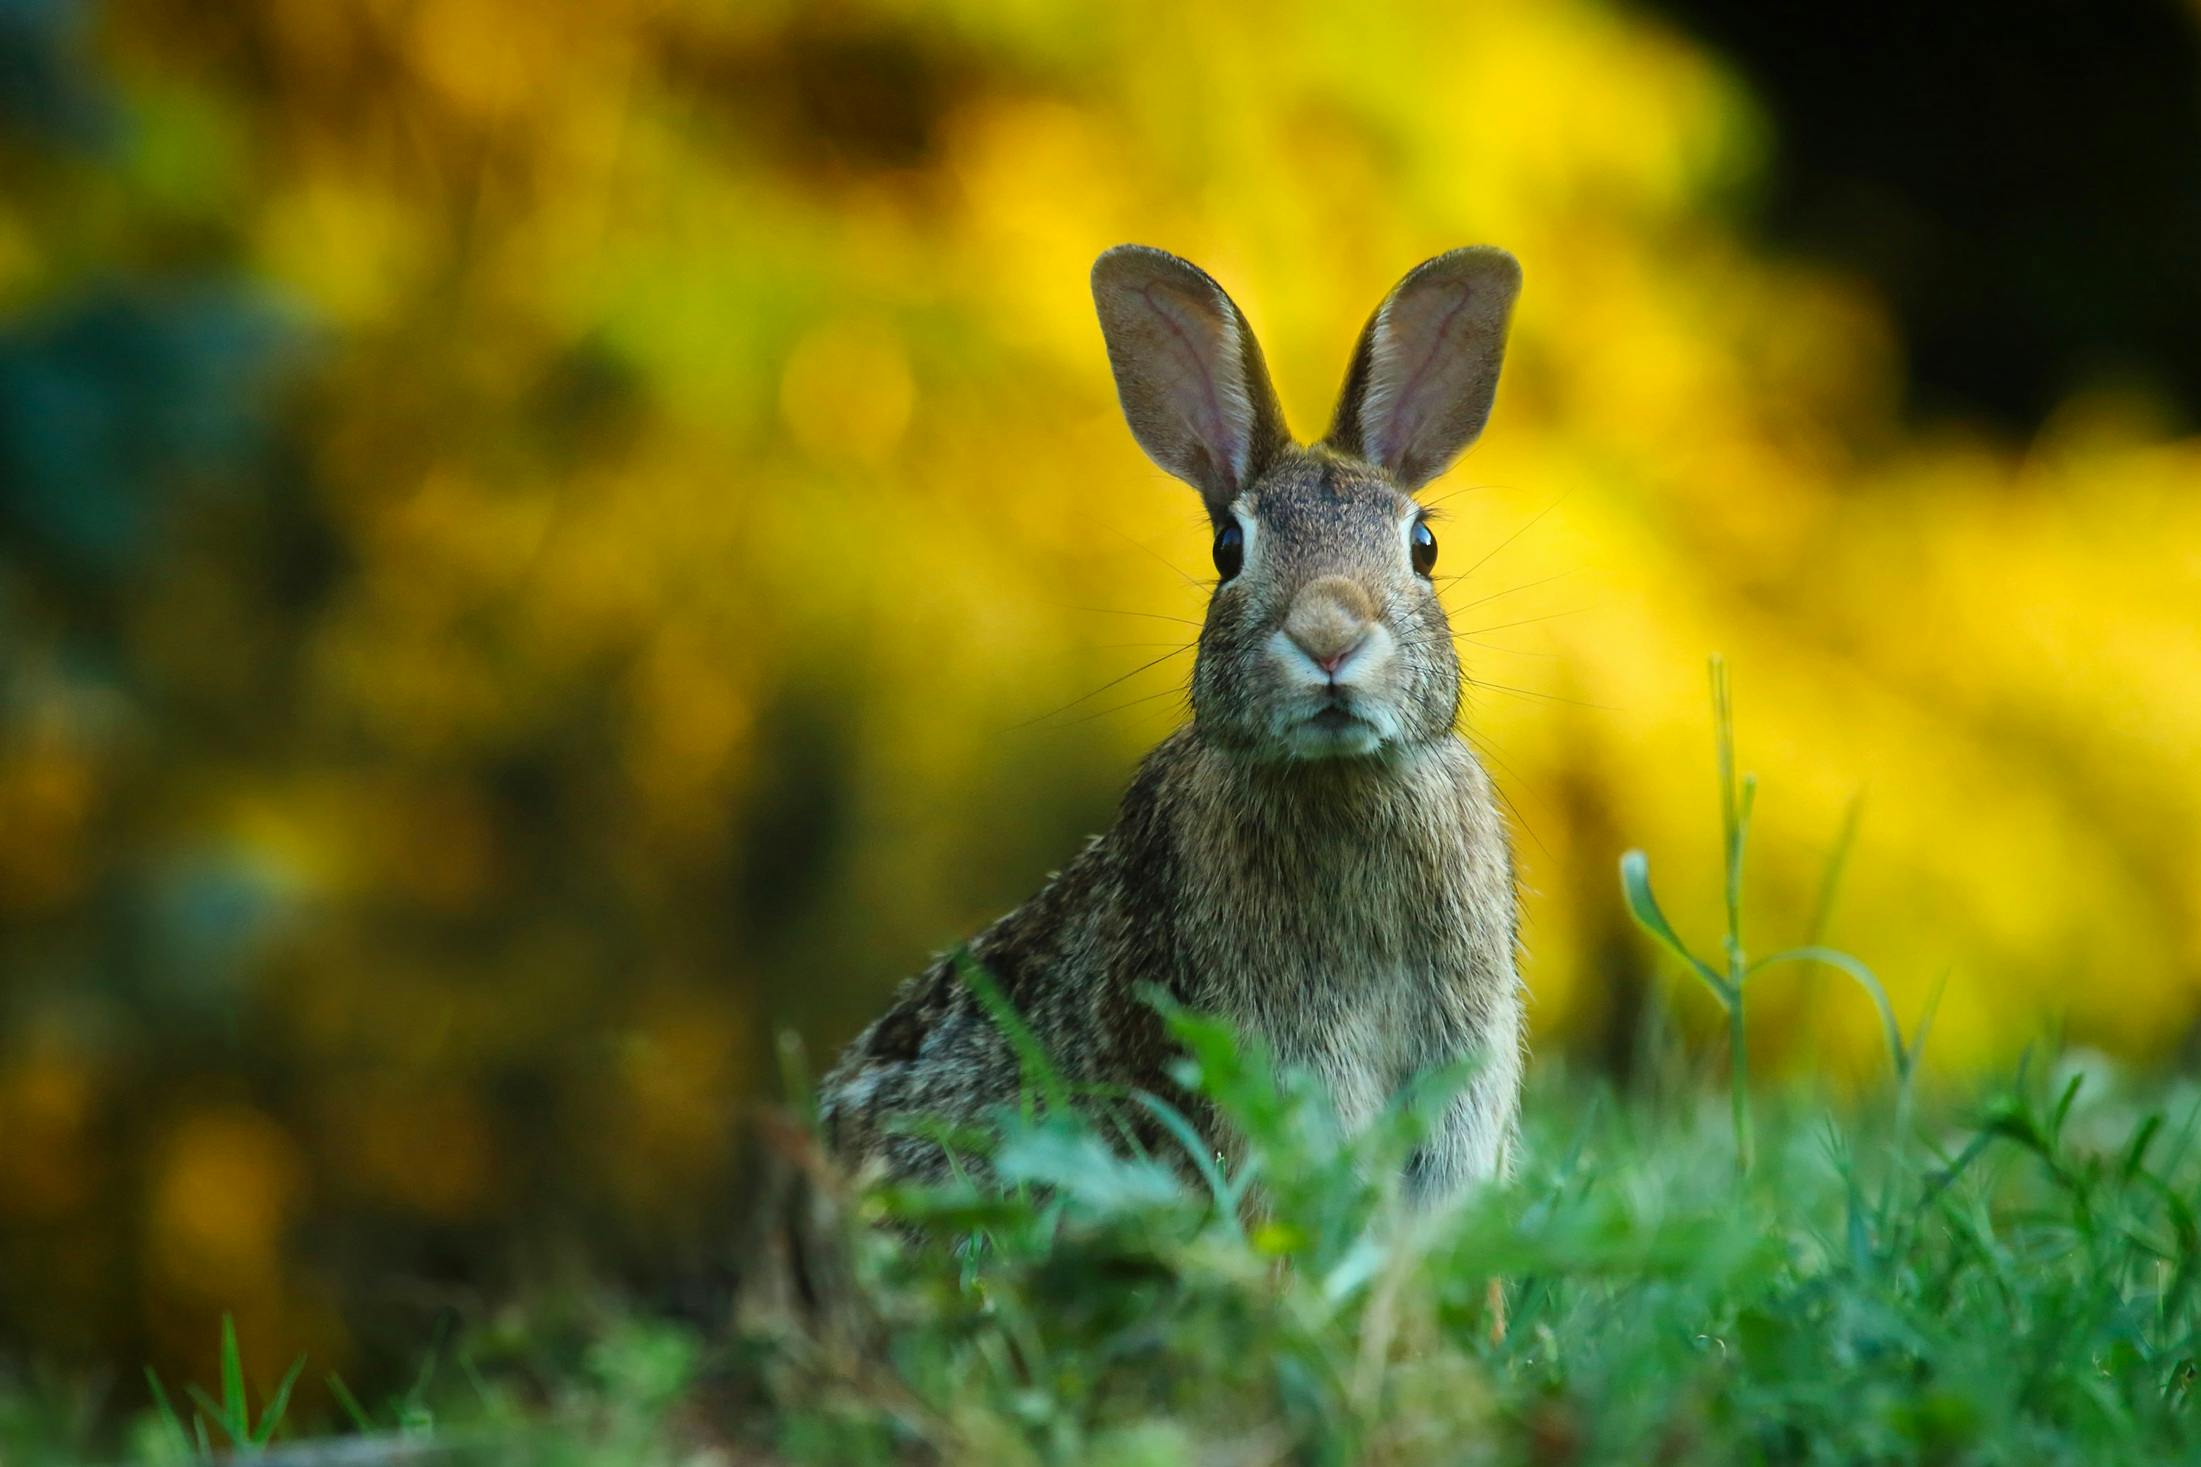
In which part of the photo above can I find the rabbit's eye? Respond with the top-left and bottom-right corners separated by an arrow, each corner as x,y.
1212,521 -> 1245,581
1410,518 -> 1438,577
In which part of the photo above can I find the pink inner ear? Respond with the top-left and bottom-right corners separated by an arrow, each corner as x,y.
1371,283 -> 1475,472
1135,281 -> 1242,483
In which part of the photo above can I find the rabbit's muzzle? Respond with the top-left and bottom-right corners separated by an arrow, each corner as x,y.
1267,574 -> 1404,759
1283,575 -> 1376,675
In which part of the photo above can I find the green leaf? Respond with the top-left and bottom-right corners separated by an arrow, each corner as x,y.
1144,985 -> 1283,1135
184,1387 -> 233,1448
1907,974 -> 1947,1077
956,948 -> 1072,1114
1129,1090 -> 1242,1228
2134,1169 -> 2200,1321
995,1120 -> 1185,1214
142,1368 -> 194,1460
1807,792 -> 1867,946
2050,1072 -> 2084,1141
1618,850 -> 1729,1003
251,1355 -> 306,1445
870,1184 -> 1033,1233
2122,1113 -> 2165,1182
219,1313 -> 247,1440
326,1372 -> 375,1434
1710,655 -> 1744,940
1747,945 -> 1906,1077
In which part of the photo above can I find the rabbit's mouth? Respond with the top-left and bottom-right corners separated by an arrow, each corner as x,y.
1307,704 -> 1365,733
1281,698 -> 1388,759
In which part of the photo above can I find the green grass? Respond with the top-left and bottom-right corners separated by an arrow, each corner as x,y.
41,1050 -> 2194,1466
6,667 -> 2199,1465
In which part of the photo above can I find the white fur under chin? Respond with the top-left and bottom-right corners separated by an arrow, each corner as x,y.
1281,711 -> 1391,760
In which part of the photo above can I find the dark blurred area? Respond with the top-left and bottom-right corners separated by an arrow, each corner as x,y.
2,0 -> 2199,1416
1648,0 -> 2201,430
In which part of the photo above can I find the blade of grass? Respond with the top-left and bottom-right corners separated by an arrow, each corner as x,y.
326,1373 -> 375,1434
143,1368 -> 193,1459
220,1314 -> 248,1442
1618,851 -> 1728,1001
1806,793 -> 1866,946
955,948 -> 1071,1114
184,1386 -> 234,1448
1711,656 -> 1743,964
1130,1090 -> 1243,1232
1746,946 -> 1907,1078
250,1355 -> 306,1446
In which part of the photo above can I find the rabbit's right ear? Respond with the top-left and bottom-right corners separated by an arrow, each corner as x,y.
1091,246 -> 1291,519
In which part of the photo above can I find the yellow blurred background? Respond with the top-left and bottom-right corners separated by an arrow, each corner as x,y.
2,0 -> 2198,1399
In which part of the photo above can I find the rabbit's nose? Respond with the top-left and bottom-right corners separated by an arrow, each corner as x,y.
1285,576 -> 1376,675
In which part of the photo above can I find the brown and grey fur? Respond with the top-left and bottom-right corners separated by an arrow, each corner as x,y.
820,244 -> 1527,1207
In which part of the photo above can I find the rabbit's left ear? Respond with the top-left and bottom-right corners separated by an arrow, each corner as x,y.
1325,247 -> 1521,491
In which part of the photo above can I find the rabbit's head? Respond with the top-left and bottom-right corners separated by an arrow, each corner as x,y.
1092,245 -> 1521,761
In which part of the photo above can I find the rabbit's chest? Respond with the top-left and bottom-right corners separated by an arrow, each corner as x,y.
1190,832 -> 1504,1125
1275,952 -> 1460,1131
1163,737 -> 1518,1127
1239,898 -> 1474,1079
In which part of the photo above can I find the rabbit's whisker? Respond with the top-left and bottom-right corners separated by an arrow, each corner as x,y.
1460,727 -> 1553,860
1458,607 -> 1587,636
1458,637 -> 1553,658
1068,606 -> 1204,629
1439,569 -> 1575,608
1463,676 -> 1617,712
1393,607 -> 1586,656
1103,523 -> 1210,594
1448,491 -> 1570,585
1011,644 -> 1196,730
1028,683 -> 1191,735
1416,480 -> 1503,512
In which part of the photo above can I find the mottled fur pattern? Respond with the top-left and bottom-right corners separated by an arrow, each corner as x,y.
820,245 -> 1527,1207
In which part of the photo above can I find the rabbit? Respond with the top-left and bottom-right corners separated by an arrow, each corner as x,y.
818,244 -> 1525,1208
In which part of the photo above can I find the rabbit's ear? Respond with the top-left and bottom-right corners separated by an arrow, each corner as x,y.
1324,248 -> 1521,491
1091,246 -> 1292,516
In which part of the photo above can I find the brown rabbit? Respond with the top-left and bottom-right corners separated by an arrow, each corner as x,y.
820,245 -> 1525,1206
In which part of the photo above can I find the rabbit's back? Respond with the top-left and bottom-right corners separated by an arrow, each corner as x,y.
818,750 -> 1190,1179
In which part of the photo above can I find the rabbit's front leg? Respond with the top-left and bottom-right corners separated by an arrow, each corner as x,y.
1401,1028 -> 1520,1208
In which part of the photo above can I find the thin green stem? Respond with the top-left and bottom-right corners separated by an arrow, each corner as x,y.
1728,997 -> 1753,1177
1713,657 -> 1743,954
1712,655 -> 1755,1177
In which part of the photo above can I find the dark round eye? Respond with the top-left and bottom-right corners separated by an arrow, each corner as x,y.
1212,520 -> 1245,581
1410,518 -> 1438,577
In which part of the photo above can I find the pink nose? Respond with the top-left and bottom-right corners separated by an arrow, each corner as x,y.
1311,642 -> 1363,676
